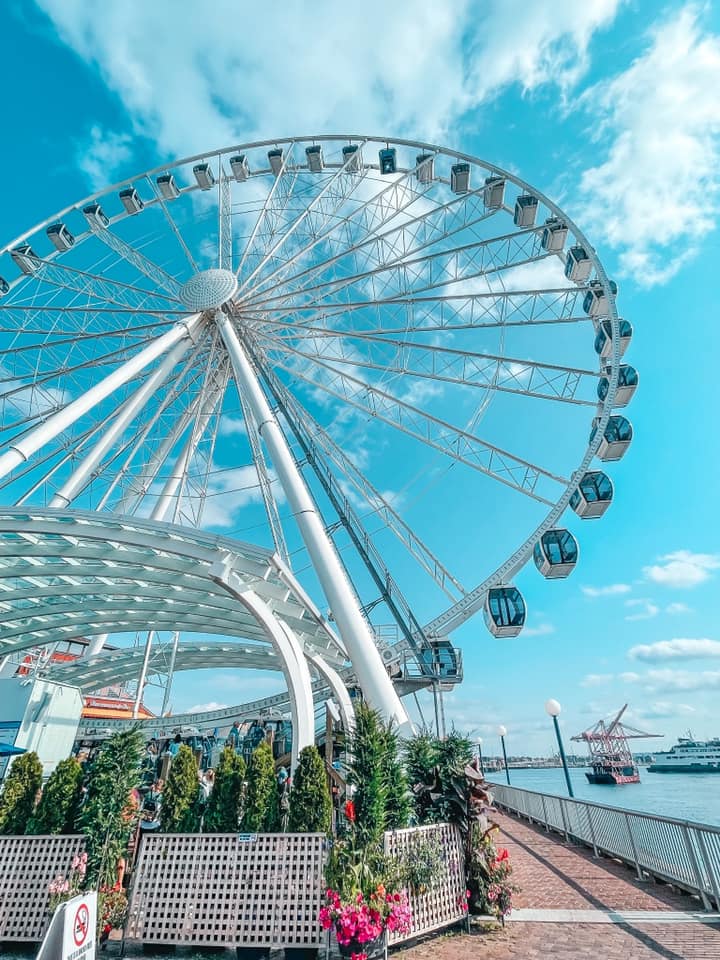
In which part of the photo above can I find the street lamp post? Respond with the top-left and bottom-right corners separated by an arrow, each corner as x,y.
545,699 -> 574,798
476,738 -> 485,776
497,725 -> 510,785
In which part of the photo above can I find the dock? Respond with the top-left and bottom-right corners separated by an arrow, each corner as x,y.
399,810 -> 720,959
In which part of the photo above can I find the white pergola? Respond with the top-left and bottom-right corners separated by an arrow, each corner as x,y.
0,508 -> 357,767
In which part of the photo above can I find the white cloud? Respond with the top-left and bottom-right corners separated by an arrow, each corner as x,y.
200,463 -> 285,529
629,638 -> 720,662
621,667 -> 720,693
636,701 -> 695,720
624,598 -> 659,622
187,700 -> 228,713
580,673 -> 614,687
666,602 -> 693,615
580,7 -> 720,285
644,550 -> 720,589
77,124 -> 133,190
522,623 -> 555,637
581,583 -> 631,597
218,415 -> 247,438
37,1 -> 621,165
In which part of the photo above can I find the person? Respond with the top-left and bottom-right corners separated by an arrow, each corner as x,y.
168,733 -> 182,757
140,779 -> 163,831
227,721 -> 241,752
200,769 -> 214,802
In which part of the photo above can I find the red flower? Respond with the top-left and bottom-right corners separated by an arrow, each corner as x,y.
344,799 -> 356,822
496,848 -> 509,862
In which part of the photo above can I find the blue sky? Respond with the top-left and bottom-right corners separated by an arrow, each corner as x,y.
2,0 -> 720,756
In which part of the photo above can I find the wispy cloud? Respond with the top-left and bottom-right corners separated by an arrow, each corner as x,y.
624,598 -> 659,622
666,602 -> 693,615
629,638 -> 720,662
77,124 -> 133,191
580,673 -> 614,687
522,623 -> 555,638
644,550 -> 720,589
579,7 -> 720,285
581,583 -> 631,598
635,701 -> 695,720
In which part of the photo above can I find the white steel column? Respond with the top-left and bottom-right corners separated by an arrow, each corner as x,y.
0,314 -> 206,481
49,338 -> 194,508
216,311 -> 410,731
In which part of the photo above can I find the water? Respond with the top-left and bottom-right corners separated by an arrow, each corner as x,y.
487,766 -> 720,826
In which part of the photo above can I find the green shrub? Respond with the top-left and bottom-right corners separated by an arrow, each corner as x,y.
161,745 -> 200,833
404,730 -> 439,824
0,752 -> 43,835
242,740 -> 278,832
382,725 -> 411,830
204,747 -> 246,833
27,757 -> 83,834
345,704 -> 389,845
288,745 -> 331,833
78,728 -> 144,886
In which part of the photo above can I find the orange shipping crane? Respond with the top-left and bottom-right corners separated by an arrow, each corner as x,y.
572,704 -> 662,784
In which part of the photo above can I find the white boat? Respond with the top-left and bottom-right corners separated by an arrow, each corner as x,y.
648,736 -> 720,773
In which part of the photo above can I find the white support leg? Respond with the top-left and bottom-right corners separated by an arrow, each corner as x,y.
49,338 -> 194,508
305,651 -> 355,732
216,312 -> 410,732
0,314 -> 206,482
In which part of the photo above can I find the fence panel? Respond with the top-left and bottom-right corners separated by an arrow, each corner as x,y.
125,832 -> 326,948
491,783 -> 720,909
384,822 -> 466,943
0,834 -> 85,942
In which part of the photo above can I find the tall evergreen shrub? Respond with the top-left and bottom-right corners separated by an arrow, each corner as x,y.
382,725 -> 411,830
0,752 -> 43,835
161,745 -> 200,833
204,747 -> 246,832
288,745 -> 331,833
242,740 -> 278,832
27,756 -> 83,834
78,728 -> 144,886
404,731 -> 439,824
345,704 -> 389,845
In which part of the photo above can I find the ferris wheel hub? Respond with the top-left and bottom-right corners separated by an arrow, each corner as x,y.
179,269 -> 238,311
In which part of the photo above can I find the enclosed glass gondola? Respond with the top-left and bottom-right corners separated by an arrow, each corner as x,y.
514,194 -> 538,227
193,163 -> 215,190
418,639 -> 462,682
483,175 -> 505,208
594,319 -> 632,359
10,244 -> 40,275
0,277 -> 9,295
119,187 -> 144,214
230,154 -> 250,181
47,222 -> 75,252
305,144 -> 323,171
590,415 -> 633,461
541,217 -> 568,252
157,173 -> 180,200
484,586 -> 526,638
82,202 -> 109,228
583,279 -> 618,319
565,244 -> 592,282
379,147 -> 397,174
415,153 -> 434,182
451,162 -> 470,194
342,144 -> 361,172
597,364 -> 638,407
570,471 -> 613,519
533,529 -> 579,579
268,149 -> 284,176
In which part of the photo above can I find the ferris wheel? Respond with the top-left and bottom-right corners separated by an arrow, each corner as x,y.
0,135 -> 635,730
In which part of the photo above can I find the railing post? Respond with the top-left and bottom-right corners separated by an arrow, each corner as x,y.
559,799 -> 570,842
624,813 -> 645,882
586,805 -> 600,859
681,825 -> 712,911
540,794 -> 549,832
695,830 -> 720,912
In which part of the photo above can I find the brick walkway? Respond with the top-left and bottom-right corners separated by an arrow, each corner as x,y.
396,812 -> 720,960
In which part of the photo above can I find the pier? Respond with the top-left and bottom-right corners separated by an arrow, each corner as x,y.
399,792 -> 720,960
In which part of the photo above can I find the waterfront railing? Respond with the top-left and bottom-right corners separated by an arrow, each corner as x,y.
491,782 -> 720,911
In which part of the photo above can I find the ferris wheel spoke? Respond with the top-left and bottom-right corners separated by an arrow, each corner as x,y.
235,147 -> 300,281
249,189 -> 497,307
247,228 -> 553,314
145,174 -> 200,275
255,339 -> 567,503
255,357 -> 465,601
85,220 -> 183,299
239,154 -> 431,301
258,329 -> 598,405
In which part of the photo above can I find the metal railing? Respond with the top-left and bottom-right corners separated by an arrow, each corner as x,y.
491,783 -> 720,911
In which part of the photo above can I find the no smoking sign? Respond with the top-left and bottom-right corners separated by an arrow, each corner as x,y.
73,903 -> 90,946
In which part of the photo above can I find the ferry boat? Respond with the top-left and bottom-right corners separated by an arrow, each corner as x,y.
648,737 -> 720,773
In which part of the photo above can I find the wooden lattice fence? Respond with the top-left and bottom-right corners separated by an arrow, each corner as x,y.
124,831 -> 326,948
0,834 -> 85,942
384,822 -> 467,943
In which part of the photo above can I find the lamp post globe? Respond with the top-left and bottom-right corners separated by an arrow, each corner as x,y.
497,725 -> 507,737
545,699 -> 562,718
546,698 -> 574,797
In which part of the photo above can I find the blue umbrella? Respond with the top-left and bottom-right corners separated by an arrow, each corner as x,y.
0,742 -> 25,757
